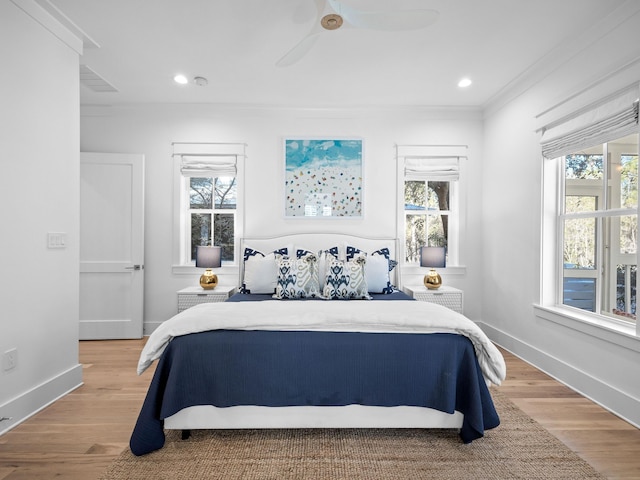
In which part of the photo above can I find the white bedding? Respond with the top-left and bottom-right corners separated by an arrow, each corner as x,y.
138,300 -> 506,385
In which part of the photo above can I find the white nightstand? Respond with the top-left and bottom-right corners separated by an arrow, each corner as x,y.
404,285 -> 464,314
177,285 -> 236,313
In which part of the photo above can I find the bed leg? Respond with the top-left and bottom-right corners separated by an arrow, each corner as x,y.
181,429 -> 191,440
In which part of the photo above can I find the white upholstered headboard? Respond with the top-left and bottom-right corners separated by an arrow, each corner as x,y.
240,233 -> 400,287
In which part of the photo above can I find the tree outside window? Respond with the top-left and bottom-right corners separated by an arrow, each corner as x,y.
404,180 -> 450,263
188,177 -> 236,263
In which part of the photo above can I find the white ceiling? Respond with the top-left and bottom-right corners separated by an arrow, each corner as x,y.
48,0 -> 627,109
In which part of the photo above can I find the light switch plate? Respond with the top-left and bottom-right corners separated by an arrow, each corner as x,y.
47,232 -> 67,249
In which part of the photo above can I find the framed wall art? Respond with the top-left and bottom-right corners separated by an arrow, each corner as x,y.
284,138 -> 363,218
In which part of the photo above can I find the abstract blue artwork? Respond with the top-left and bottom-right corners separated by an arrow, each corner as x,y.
284,138 -> 363,217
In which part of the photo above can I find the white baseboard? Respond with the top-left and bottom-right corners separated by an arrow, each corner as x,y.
143,321 -> 163,336
479,322 -> 640,429
0,363 -> 83,436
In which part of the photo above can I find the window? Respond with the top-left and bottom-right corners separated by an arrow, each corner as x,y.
404,179 -> 452,262
397,145 -> 465,265
540,85 -> 639,331
172,143 -> 245,269
187,176 -> 236,263
560,136 -> 638,323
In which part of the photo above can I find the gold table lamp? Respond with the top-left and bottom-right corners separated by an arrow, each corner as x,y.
420,246 -> 446,290
196,246 -> 222,289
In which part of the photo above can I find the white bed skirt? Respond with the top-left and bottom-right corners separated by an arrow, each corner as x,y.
165,405 -> 463,430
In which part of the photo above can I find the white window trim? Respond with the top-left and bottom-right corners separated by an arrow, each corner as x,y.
396,144 -> 467,271
537,87 -> 640,339
171,142 -> 246,275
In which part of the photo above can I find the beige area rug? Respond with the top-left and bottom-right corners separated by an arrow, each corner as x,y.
100,390 -> 605,480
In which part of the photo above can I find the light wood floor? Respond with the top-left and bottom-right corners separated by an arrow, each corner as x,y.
0,340 -> 639,479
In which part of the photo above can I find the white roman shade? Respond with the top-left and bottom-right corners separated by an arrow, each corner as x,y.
398,145 -> 468,181
172,142 -> 246,177
404,157 -> 460,181
179,155 -> 237,177
540,85 -> 639,159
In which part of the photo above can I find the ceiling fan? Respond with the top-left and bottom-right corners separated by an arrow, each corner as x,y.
276,0 -> 440,67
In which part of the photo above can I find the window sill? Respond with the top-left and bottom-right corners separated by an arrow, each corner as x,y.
534,304 -> 640,353
402,265 -> 467,275
172,264 -> 238,275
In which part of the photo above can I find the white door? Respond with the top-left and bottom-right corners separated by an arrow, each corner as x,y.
80,152 -> 145,339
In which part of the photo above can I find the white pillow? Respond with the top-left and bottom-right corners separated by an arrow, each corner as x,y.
344,245 -> 395,294
243,252 -> 278,294
365,254 -> 391,293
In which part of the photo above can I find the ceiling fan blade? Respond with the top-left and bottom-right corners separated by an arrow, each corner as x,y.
277,0 -> 327,67
328,0 -> 439,31
276,31 -> 322,67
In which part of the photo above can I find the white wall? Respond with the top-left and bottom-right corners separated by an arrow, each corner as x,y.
481,4 -> 640,427
79,105 -> 485,333
0,1 -> 82,434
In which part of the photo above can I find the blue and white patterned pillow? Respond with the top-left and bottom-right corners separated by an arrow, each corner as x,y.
296,246 -> 339,290
345,246 -> 395,294
240,246 -> 289,293
323,254 -> 372,300
296,246 -> 339,258
273,252 -> 322,299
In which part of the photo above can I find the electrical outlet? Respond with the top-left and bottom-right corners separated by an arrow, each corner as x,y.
3,349 -> 17,372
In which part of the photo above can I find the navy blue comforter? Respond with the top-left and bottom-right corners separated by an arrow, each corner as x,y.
130,314 -> 500,455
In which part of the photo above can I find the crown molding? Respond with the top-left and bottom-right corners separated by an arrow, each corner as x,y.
482,0 -> 640,120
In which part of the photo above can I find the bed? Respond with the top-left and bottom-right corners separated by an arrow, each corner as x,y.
129,234 -> 506,456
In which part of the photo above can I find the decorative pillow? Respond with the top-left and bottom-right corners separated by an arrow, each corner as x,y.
240,246 -> 290,293
323,254 -> 372,300
296,246 -> 339,259
365,254 -> 393,293
273,252 -> 322,299
372,247 -> 398,272
345,246 -> 396,294
295,246 -> 339,290
243,252 -> 278,294
296,246 -> 339,288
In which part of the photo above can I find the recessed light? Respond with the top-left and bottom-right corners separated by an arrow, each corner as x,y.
174,74 -> 189,85
458,78 -> 472,88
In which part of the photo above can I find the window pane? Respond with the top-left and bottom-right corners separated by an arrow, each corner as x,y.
563,217 -> 595,269
620,155 -> 638,209
405,213 -> 425,263
565,195 -> 596,214
405,213 -> 448,262
564,153 -> 603,180
404,181 -> 425,211
614,264 -> 636,321
214,213 -> 235,262
612,214 -> 637,323
427,213 -> 447,247
563,277 -> 596,312
190,213 -> 211,260
214,177 -> 237,209
612,265 -> 638,322
190,178 -> 213,209
620,214 -> 637,255
427,181 -> 449,210
561,216 -> 599,314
